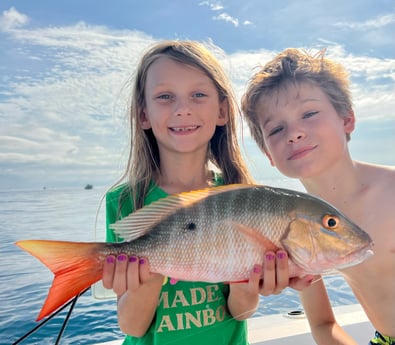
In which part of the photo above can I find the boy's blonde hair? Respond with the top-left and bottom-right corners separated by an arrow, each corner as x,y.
241,48 -> 353,151
120,40 -> 253,209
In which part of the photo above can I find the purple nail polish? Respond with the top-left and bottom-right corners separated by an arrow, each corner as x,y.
118,254 -> 127,261
266,253 -> 275,261
253,266 -> 261,273
106,256 -> 114,264
277,252 -> 286,259
139,258 -> 145,265
129,256 -> 137,263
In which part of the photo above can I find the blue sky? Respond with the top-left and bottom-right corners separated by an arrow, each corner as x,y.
0,1 -> 394,190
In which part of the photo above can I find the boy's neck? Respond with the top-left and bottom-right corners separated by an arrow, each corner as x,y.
300,160 -> 365,206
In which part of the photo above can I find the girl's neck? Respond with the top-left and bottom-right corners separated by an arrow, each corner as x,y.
156,152 -> 213,194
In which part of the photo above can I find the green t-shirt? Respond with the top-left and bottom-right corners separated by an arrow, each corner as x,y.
106,176 -> 248,345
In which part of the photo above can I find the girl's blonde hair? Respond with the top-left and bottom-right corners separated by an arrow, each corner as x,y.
118,40 -> 253,209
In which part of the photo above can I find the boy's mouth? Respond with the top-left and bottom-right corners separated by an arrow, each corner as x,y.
288,145 -> 318,160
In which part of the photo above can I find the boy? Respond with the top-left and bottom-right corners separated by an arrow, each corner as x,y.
241,48 -> 395,344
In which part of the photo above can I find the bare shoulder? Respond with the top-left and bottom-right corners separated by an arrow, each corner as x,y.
358,161 -> 395,197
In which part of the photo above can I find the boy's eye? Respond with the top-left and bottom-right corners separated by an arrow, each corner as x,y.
268,126 -> 283,136
303,111 -> 318,119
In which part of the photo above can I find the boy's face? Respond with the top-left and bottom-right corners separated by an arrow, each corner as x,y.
255,82 -> 355,179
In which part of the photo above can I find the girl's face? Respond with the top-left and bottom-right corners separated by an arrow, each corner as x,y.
256,82 -> 355,179
141,57 -> 227,157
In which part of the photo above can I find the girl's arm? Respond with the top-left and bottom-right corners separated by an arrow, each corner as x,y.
300,277 -> 358,345
103,256 -> 164,337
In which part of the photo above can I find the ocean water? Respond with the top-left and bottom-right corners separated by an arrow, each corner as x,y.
1,183 -> 357,345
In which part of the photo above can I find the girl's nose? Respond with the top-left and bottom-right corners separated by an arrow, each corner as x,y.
174,99 -> 192,116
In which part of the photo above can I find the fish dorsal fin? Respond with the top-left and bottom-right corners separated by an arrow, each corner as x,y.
110,184 -> 254,241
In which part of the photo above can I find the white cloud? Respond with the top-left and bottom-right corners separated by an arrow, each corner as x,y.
0,8 -> 393,189
334,13 -> 395,30
0,7 -> 28,31
213,12 -> 239,27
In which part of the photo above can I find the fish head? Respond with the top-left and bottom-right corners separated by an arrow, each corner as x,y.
281,198 -> 374,275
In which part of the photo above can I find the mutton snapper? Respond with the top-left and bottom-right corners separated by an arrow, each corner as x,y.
16,184 -> 373,321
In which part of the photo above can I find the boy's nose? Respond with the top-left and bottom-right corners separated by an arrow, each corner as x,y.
288,134 -> 303,143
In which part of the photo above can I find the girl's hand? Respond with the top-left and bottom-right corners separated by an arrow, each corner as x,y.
102,254 -> 163,297
259,250 -> 313,296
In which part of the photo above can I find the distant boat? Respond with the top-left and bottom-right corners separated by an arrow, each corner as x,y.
84,184 -> 93,190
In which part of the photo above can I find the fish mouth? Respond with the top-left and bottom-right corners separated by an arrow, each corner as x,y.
337,242 -> 374,270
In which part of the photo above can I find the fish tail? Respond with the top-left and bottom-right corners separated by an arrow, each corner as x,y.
15,240 -> 106,321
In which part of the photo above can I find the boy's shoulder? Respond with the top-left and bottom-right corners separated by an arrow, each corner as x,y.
362,162 -> 395,187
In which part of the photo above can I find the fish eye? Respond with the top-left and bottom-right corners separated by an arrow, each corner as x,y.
186,222 -> 196,231
322,215 -> 339,230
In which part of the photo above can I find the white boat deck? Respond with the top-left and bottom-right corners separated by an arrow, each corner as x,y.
96,303 -> 374,344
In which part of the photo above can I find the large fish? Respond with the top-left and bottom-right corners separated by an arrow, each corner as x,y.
16,184 -> 373,321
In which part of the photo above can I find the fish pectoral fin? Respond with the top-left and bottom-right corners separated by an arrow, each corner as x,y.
227,221 -> 279,252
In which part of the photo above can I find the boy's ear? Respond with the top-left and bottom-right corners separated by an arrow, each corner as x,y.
216,100 -> 229,126
344,110 -> 355,134
140,110 -> 151,129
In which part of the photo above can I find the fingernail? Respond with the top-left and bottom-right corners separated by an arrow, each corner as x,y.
106,256 -> 115,264
129,256 -> 137,263
117,254 -> 127,261
277,252 -> 286,259
266,253 -> 275,261
139,258 -> 145,264
253,266 -> 261,273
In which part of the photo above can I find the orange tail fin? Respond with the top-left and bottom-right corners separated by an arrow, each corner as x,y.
15,240 -> 106,321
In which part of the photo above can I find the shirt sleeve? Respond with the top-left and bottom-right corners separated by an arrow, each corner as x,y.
105,190 -> 119,243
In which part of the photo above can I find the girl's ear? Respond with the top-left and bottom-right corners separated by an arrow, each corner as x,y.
140,110 -> 151,129
344,110 -> 355,134
216,100 -> 229,126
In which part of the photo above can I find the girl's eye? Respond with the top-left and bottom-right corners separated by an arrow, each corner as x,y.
157,94 -> 172,100
193,92 -> 206,98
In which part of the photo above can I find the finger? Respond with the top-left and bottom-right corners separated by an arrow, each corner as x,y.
275,250 -> 289,291
126,255 -> 140,290
249,265 -> 263,293
289,275 -> 314,291
138,257 -> 151,284
112,253 -> 128,295
102,255 -> 116,289
260,251 -> 276,296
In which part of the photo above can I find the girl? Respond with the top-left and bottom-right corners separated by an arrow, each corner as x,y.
101,40 -> 283,345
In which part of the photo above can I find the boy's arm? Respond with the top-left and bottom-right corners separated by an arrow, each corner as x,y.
300,277 -> 358,345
